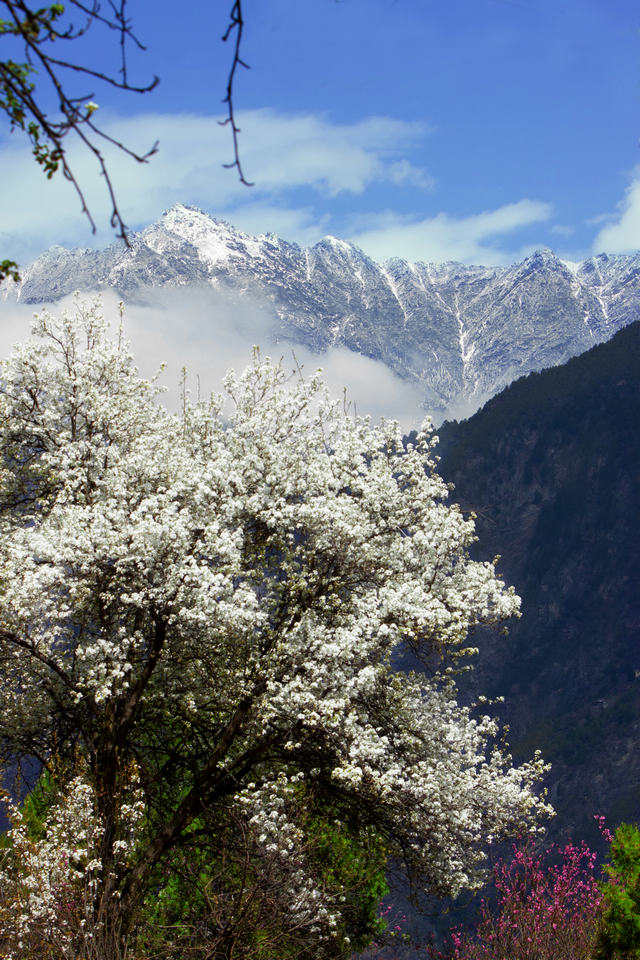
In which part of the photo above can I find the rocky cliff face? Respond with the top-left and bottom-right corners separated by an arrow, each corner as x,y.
436,321 -> 640,850
5,204 -> 640,420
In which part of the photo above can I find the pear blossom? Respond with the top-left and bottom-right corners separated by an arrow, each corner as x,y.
0,297 -> 551,956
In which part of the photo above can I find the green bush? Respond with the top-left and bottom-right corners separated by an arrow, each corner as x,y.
595,822 -> 640,959
138,789 -> 390,959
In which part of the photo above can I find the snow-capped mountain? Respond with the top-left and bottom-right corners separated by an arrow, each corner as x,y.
6,204 -> 640,418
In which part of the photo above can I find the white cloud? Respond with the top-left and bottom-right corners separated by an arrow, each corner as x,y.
550,224 -> 575,237
240,112 -> 432,196
288,344 -> 426,430
346,200 -> 554,265
0,109 -> 432,261
592,172 -> 640,254
0,288 -> 425,430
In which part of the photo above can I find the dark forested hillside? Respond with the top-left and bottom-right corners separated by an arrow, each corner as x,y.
436,320 -> 640,849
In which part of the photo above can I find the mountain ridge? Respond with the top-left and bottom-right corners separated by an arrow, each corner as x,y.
4,203 -> 640,420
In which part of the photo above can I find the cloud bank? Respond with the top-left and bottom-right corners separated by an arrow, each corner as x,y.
0,289 -> 426,430
592,170 -> 640,255
347,199 -> 554,266
0,107 -> 559,267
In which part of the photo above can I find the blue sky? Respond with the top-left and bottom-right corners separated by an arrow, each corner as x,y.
2,0 -> 640,267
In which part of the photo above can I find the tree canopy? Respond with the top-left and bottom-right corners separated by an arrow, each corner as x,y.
0,299 -> 551,958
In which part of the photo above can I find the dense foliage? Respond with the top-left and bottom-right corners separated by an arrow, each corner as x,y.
595,822 -> 640,960
435,321 -> 640,850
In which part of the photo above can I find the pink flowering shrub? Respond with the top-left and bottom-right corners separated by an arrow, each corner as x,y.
442,837 -> 604,960
361,831 -> 608,960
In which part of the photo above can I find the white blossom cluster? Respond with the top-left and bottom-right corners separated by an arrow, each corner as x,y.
235,773 -> 345,939
0,774 -> 103,958
0,298 -> 552,948
0,767 -> 146,958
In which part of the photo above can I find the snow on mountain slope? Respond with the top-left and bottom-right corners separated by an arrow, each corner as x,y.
5,204 -> 639,419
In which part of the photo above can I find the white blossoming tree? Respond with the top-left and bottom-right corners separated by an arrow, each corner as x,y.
0,299 -> 551,959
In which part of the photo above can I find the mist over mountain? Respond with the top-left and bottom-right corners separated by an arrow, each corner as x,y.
4,204 -> 640,421
435,321 -> 640,850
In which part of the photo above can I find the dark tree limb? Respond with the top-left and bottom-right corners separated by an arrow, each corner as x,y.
220,0 -> 253,186
0,0 -> 158,254
1,0 -> 256,283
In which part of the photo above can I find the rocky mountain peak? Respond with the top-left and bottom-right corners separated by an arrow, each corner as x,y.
4,207 -> 640,420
